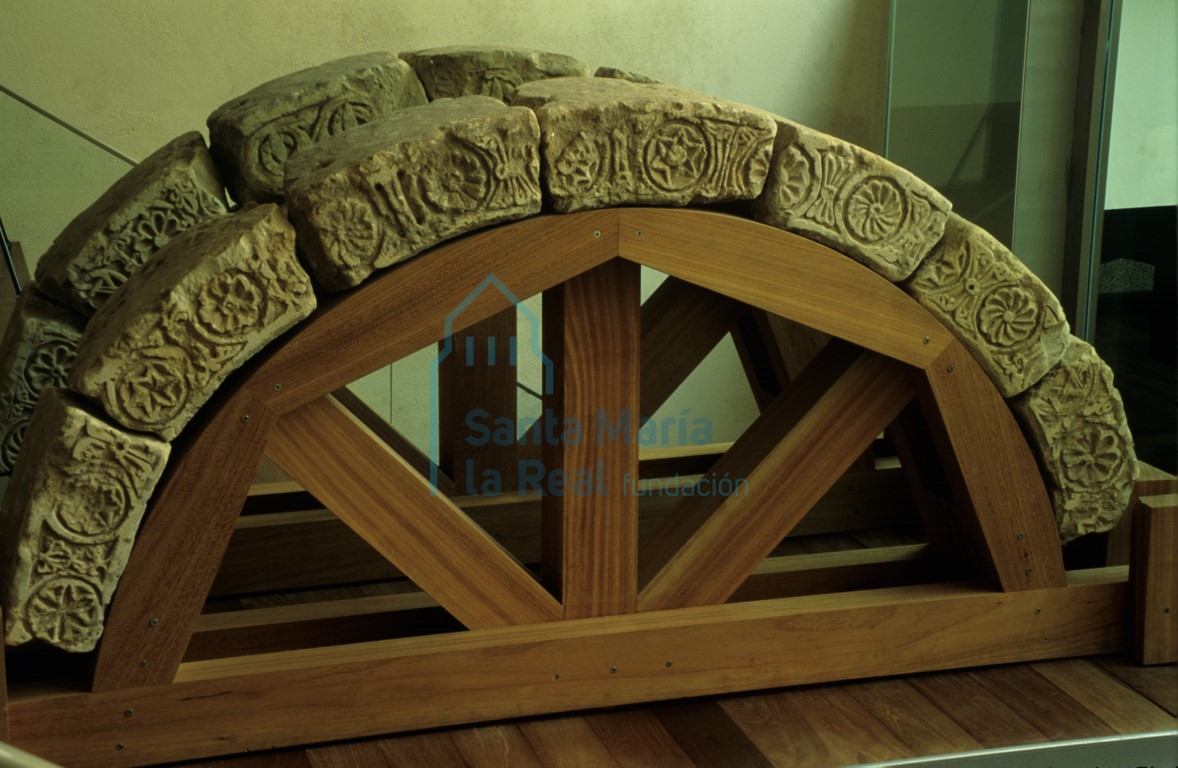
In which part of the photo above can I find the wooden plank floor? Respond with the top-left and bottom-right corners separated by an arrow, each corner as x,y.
163,655 -> 1175,767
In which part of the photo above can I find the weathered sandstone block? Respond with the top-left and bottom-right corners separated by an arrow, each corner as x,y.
0,288 -> 86,474
594,66 -> 661,84
512,77 -> 776,213
0,388 -> 169,651
905,214 -> 1070,397
401,45 -> 589,101
69,204 -> 315,439
34,132 -> 228,316
285,96 -> 542,291
208,52 -> 428,202
751,117 -> 950,281
1011,338 -> 1139,542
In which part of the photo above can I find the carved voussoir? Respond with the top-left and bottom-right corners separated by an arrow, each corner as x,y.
34,132 -> 228,316
285,96 -> 542,291
1011,338 -> 1139,542
208,52 -> 428,203
0,388 -> 169,652
512,77 -> 776,213
905,214 -> 1070,397
401,45 -> 589,102
0,288 -> 86,474
69,204 -> 315,440
752,118 -> 950,281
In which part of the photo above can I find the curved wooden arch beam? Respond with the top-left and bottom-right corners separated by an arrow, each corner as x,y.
90,208 -> 1060,693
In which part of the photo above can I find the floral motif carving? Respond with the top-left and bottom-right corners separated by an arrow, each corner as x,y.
422,146 -> 491,212
1012,338 -> 1138,542
252,97 -> 376,181
1,389 -> 170,651
70,205 -> 316,439
554,131 -> 607,193
644,121 -> 708,192
68,176 -> 227,312
844,177 -> 905,243
287,98 -> 542,291
905,216 -> 1069,397
753,120 -> 951,281
0,290 -> 85,474
25,578 -> 104,648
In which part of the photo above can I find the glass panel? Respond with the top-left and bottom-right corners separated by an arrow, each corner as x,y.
886,0 -> 1028,247
1093,0 -> 1177,473
0,88 -> 134,276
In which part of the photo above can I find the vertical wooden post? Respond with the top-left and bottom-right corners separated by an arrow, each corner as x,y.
439,308 -> 519,494
542,259 -> 641,618
1132,494 -> 1177,664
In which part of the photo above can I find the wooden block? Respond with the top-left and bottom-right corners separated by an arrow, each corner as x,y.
7,573 -> 1128,767
541,259 -> 640,618
1132,493 -> 1178,664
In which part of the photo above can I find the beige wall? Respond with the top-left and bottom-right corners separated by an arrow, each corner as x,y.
0,0 -> 890,450
1105,0 -> 1178,210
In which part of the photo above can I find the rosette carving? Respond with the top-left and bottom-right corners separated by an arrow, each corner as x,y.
0,389 -> 169,651
0,288 -> 86,474
286,96 -> 542,291
752,117 -> 951,281
1011,338 -> 1139,541
69,204 -> 316,440
905,215 -> 1070,397
34,133 -> 229,316
512,77 -> 775,213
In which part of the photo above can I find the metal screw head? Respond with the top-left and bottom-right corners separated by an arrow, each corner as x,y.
273,383 -> 283,391
635,230 -> 643,237
610,666 -> 618,674
1035,607 -> 1042,615
946,364 -> 956,373
1017,532 -> 1025,540
124,708 -> 134,718
1025,568 -> 1034,575
665,660 -> 673,668
922,337 -> 930,345
115,744 -> 125,751
138,659 -> 147,669
241,414 -> 251,423
553,673 -> 560,681
593,230 -> 601,238
148,618 -> 159,627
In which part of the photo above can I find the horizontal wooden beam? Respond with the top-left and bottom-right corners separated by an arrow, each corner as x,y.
214,467 -> 918,596
8,570 -> 1127,767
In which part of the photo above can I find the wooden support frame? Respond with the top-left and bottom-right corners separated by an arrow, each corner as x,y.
3,209 -> 1142,766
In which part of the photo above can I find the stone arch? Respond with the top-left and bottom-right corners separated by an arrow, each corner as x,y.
0,46 -> 1137,655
